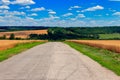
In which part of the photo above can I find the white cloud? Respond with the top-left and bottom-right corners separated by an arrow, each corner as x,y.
108,8 -> 116,12
13,11 -> 26,15
31,7 -> 45,11
62,13 -> 73,17
29,13 -> 38,16
0,10 -> 26,16
68,6 -> 81,10
49,11 -> 56,14
2,0 -> 10,4
20,6 -> 30,9
82,5 -> 104,12
77,14 -> 86,18
113,12 -> 120,16
48,10 -> 56,15
0,5 -> 9,9
26,6 -> 30,9
2,0 -> 35,5
106,14 -> 109,16
12,0 -> 35,5
1,15 -> 120,27
76,10 -> 80,13
73,6 -> 81,8
49,15 -> 59,19
70,14 -> 85,21
38,14 -> 59,22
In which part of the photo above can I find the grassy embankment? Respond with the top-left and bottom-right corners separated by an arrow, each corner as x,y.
0,42 -> 45,62
65,41 -> 120,76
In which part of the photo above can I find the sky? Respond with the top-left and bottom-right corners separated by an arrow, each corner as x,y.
0,0 -> 120,27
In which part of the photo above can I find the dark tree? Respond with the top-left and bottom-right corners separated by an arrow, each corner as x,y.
29,34 -> 39,39
3,35 -> 6,39
9,33 -> 15,40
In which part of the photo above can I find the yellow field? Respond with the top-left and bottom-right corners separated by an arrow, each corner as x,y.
0,30 -> 48,38
0,40 -> 46,51
68,40 -> 120,53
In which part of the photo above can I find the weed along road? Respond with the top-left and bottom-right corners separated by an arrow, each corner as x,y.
0,42 -> 120,80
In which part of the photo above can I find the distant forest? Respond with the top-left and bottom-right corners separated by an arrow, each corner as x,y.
0,26 -> 120,40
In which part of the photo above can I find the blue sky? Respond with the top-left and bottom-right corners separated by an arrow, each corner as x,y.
0,0 -> 120,27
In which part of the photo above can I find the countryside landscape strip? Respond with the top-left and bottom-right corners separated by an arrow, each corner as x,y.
65,41 -> 120,75
0,41 -> 45,62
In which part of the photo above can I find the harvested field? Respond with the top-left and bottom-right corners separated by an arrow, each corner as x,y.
0,30 -> 48,38
0,40 -> 46,51
67,40 -> 120,53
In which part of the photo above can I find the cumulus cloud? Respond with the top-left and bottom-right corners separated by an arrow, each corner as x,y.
49,11 -> 56,14
48,10 -> 56,15
12,11 -> 26,16
0,14 -> 120,27
2,0 -> 35,5
20,6 -> 31,9
62,13 -> 73,17
68,6 -> 81,10
12,0 -> 35,5
70,14 -> 85,21
26,6 -> 30,9
29,13 -> 38,16
82,5 -> 104,12
0,5 -> 9,9
49,15 -> 59,19
77,14 -> 86,18
31,7 -> 45,11
0,10 -> 26,16
106,14 -> 109,16
1,0 -> 10,4
76,10 -> 80,13
113,12 -> 120,16
108,8 -> 116,12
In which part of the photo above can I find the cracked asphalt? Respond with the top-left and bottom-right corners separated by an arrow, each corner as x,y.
0,42 -> 120,80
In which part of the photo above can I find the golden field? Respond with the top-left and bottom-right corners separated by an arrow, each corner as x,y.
0,30 -> 48,38
68,40 -> 120,53
0,40 -> 46,51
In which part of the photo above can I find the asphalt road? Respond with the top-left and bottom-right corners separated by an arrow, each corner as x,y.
0,42 -> 120,80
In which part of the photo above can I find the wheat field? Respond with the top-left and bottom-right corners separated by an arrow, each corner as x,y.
0,40 -> 45,51
68,40 -> 120,53
0,30 -> 48,38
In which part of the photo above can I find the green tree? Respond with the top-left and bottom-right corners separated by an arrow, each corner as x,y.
9,33 -> 15,40
3,35 -> 6,39
29,34 -> 39,39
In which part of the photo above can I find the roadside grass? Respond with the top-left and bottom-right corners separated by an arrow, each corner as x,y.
64,41 -> 120,76
0,42 -> 45,62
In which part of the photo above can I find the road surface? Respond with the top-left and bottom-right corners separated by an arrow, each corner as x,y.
0,42 -> 120,80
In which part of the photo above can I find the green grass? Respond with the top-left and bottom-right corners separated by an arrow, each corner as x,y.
0,42 -> 45,62
99,33 -> 120,39
65,41 -> 120,76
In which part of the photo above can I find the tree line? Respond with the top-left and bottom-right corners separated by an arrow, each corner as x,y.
29,27 -> 120,40
29,27 -> 100,40
0,27 -> 120,40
